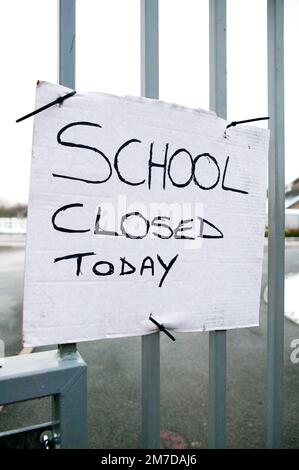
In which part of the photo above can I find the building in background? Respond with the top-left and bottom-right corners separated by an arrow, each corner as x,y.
285,177 -> 299,209
285,178 -> 299,230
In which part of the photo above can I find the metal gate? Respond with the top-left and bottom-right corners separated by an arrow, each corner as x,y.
141,0 -> 285,449
0,0 -> 285,449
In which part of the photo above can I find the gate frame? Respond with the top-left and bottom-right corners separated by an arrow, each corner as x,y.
0,0 -> 87,450
0,0 -> 286,450
0,350 -> 87,448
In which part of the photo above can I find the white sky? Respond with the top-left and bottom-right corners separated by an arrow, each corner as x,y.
0,0 -> 298,204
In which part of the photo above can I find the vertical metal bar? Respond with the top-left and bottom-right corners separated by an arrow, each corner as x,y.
140,0 -> 160,449
208,0 -> 227,449
58,0 -> 77,359
208,331 -> 227,448
142,332 -> 160,449
53,366 -> 88,448
209,0 -> 227,118
55,3 -> 82,448
59,0 -> 76,89
267,0 -> 285,449
141,0 -> 159,99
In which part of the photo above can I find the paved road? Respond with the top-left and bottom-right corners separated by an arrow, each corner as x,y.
0,247 -> 25,356
0,244 -> 298,449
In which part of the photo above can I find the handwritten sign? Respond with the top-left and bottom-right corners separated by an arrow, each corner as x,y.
23,81 -> 269,346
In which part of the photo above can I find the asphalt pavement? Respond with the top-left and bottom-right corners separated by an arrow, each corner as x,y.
0,241 -> 298,449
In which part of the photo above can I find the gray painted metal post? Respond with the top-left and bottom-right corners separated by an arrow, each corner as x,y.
52,358 -> 88,448
140,0 -> 160,449
141,0 -> 159,99
58,1 -> 77,360
59,0 -> 76,90
56,1 -> 86,448
142,331 -> 160,449
208,0 -> 227,449
267,0 -> 285,449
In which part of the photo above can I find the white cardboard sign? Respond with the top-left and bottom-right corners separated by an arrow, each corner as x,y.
23,81 -> 269,346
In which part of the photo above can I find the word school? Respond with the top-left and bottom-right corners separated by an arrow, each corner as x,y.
53,121 -> 248,194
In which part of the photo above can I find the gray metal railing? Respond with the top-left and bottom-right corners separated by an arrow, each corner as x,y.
208,0 -> 227,449
0,0 -> 286,449
267,0 -> 285,449
0,350 -> 87,448
139,0 -> 285,449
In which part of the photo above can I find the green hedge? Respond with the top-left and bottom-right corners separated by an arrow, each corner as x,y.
265,228 -> 299,237
285,228 -> 299,237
